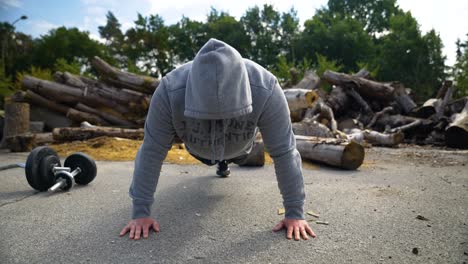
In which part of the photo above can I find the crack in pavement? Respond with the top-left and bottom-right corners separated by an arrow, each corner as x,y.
0,192 -> 39,208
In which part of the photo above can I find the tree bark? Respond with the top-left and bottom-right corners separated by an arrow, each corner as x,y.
1,98 -> 30,149
54,71 -> 150,112
294,135 -> 365,170
92,56 -> 159,94
392,82 -> 417,114
445,101 -> 468,149
284,88 -> 319,112
75,103 -> 136,127
346,129 -> 404,147
323,70 -> 394,101
292,120 -> 334,138
22,75 -> 130,114
295,70 -> 320,90
326,85 -> 349,116
13,90 -> 110,126
52,122 -> 144,142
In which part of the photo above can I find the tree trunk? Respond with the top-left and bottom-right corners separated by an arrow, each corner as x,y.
323,70 -> 394,101
54,71 -> 150,112
445,101 -> 468,149
392,82 -> 417,114
292,120 -> 334,138
52,122 -> 144,142
22,75 -> 130,114
92,56 -> 159,94
284,88 -> 319,112
346,129 -> 404,147
1,98 -> 30,149
326,86 -> 349,116
13,90 -> 109,126
75,103 -> 136,127
294,135 -> 365,170
295,70 -> 320,90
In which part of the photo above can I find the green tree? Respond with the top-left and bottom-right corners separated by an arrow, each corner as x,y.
327,0 -> 402,34
453,34 -> 468,98
205,8 -> 249,56
167,16 -> 207,64
98,11 -> 124,65
124,14 -> 171,77
375,12 -> 445,99
241,4 -> 281,68
33,27 -> 107,70
297,11 -> 374,73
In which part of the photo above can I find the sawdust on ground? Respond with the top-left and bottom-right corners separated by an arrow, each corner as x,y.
50,136 -> 277,166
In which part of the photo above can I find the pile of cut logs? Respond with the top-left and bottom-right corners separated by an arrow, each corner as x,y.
287,69 -> 467,150
2,57 -> 467,170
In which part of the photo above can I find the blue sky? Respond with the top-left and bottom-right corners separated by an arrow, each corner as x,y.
0,0 -> 467,66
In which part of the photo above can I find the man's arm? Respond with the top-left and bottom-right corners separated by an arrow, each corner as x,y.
129,77 -> 175,218
257,79 -> 315,240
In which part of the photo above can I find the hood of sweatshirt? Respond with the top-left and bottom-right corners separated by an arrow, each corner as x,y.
184,38 -> 252,120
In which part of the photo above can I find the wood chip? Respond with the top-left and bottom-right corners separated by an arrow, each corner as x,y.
416,215 -> 429,221
278,208 -> 285,215
306,211 -> 320,218
315,221 -> 329,225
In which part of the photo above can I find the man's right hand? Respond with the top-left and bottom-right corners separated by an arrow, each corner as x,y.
120,217 -> 160,240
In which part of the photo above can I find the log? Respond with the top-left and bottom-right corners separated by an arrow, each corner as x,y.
292,120 -> 334,138
55,71 -> 150,112
92,56 -> 159,94
326,86 -> 349,116
294,135 -> 365,170
435,85 -> 454,119
366,106 -> 394,129
235,140 -> 265,166
284,88 -> 319,112
75,103 -> 135,127
445,101 -> 468,149
392,82 -> 417,114
52,122 -> 144,142
295,70 -> 320,90
22,75 -> 130,114
436,80 -> 453,99
323,70 -> 394,101
413,98 -> 439,118
1,98 -> 30,149
4,132 -> 54,152
346,129 -> 404,147
13,91 -> 109,126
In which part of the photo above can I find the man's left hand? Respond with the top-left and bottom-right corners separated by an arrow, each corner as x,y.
273,218 -> 316,240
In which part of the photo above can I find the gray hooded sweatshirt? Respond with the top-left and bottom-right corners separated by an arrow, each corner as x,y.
130,39 -> 305,220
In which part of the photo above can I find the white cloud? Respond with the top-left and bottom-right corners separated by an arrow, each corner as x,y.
25,19 -> 59,36
0,0 -> 22,9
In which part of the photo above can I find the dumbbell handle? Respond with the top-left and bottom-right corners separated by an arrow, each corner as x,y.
48,167 -> 82,191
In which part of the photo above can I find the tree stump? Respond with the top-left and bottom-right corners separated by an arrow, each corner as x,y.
1,98 -> 30,150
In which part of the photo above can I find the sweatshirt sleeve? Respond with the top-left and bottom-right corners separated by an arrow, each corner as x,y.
129,78 -> 175,219
257,79 -> 305,219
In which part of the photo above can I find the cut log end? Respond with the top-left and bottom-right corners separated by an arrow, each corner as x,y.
445,127 -> 468,149
305,90 -> 319,108
341,141 -> 365,170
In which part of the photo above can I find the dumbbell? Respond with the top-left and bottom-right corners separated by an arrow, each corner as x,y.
24,146 -> 97,192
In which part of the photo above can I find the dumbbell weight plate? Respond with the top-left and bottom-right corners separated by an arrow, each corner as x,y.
64,152 -> 97,185
25,147 -> 61,191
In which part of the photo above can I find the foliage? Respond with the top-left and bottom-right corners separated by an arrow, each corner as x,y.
15,66 -> 53,90
53,58 -> 81,74
316,53 -> 343,92
0,0 -> 453,106
453,34 -> 468,98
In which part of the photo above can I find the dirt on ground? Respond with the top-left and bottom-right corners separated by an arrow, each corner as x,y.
50,136 -> 274,165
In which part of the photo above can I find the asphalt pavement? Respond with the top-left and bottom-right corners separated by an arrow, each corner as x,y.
0,147 -> 467,264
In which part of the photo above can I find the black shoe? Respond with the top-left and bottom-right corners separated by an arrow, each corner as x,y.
216,160 -> 230,177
